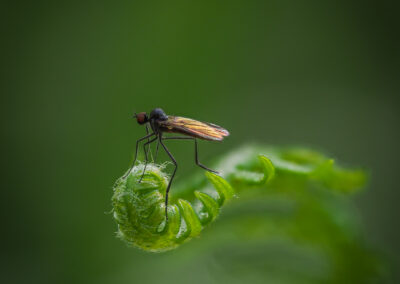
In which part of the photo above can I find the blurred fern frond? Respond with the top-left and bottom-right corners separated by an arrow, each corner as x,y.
112,145 -> 383,282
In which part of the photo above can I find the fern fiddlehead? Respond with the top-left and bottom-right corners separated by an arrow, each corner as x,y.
112,145 -> 366,253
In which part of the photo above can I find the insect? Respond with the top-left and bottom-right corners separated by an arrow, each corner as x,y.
124,108 -> 229,220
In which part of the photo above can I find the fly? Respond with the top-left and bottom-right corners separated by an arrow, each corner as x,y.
124,108 -> 230,220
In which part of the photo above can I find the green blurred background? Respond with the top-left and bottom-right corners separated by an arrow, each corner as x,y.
2,1 -> 399,283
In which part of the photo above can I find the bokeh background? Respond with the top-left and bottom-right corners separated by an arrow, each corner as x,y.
2,1 -> 399,283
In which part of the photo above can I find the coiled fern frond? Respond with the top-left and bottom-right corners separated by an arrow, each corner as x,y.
112,145 -> 366,253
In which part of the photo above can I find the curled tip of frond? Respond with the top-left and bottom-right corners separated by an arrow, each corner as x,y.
112,165 -> 238,252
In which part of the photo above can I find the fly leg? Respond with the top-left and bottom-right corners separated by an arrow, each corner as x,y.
123,132 -> 155,179
138,136 -> 158,183
162,136 -> 219,174
145,124 -> 154,162
159,135 -> 178,220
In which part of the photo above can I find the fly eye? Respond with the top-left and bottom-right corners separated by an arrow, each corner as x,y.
135,112 -> 148,125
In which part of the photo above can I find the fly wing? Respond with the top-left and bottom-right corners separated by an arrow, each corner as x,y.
159,116 -> 229,141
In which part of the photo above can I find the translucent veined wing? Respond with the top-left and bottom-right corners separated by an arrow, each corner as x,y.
158,116 -> 229,141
